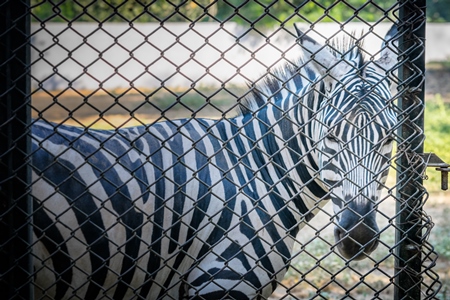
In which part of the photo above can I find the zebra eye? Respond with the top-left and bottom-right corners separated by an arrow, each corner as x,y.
326,134 -> 339,143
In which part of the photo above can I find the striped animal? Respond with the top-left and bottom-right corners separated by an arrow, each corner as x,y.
31,24 -> 398,299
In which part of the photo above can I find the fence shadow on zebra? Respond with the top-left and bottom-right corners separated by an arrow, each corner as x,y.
31,23 -> 399,299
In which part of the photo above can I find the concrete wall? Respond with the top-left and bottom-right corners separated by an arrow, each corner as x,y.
30,22 -> 449,91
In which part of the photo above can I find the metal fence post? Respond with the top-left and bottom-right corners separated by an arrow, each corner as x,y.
0,0 -> 32,298
395,0 -> 427,299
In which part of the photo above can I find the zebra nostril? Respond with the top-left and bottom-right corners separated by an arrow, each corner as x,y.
366,238 -> 380,253
334,226 -> 350,254
334,227 -> 346,242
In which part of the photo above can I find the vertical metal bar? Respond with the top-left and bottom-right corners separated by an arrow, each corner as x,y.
395,0 -> 427,299
0,0 -> 32,299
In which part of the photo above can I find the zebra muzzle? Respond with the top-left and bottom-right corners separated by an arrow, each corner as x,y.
334,221 -> 380,261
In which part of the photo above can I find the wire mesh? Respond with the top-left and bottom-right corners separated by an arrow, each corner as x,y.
0,0 -> 444,299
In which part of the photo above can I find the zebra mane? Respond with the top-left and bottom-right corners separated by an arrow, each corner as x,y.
237,58 -> 316,116
330,32 -> 365,70
238,33 -> 364,116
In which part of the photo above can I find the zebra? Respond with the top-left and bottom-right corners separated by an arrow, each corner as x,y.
31,24 -> 398,299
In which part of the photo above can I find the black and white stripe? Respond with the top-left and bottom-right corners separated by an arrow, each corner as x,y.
31,24 -> 398,299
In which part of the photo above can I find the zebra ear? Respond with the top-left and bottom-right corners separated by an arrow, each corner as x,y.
374,24 -> 398,72
294,24 -> 351,85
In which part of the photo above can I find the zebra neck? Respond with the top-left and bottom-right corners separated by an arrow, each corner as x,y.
229,94 -> 329,228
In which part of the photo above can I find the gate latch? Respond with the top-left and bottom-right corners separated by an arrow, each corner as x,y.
419,153 -> 449,191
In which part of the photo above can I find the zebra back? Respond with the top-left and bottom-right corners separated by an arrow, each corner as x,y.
31,23 -> 398,299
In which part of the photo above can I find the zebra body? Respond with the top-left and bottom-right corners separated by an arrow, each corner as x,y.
32,25 -> 398,299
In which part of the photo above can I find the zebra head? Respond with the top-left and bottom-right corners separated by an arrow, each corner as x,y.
296,25 -> 398,260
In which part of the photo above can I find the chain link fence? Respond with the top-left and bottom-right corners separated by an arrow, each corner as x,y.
0,0 -> 443,299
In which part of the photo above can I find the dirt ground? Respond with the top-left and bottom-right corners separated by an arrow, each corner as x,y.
30,68 -> 450,299
31,69 -> 450,127
426,193 -> 450,300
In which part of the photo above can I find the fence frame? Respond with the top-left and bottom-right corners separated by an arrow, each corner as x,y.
0,1 -> 439,299
0,0 -> 33,299
395,1 -> 428,299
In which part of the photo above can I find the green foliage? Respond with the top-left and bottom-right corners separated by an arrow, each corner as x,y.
427,0 -> 450,22
216,0 -> 398,25
30,0 -> 450,25
424,95 -> 450,192
30,0 -> 403,25
30,0 -> 217,23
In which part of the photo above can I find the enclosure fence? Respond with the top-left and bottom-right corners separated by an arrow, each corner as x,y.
0,0 -> 443,299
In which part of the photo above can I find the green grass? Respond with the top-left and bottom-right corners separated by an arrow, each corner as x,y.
427,60 -> 450,70
424,94 -> 450,192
